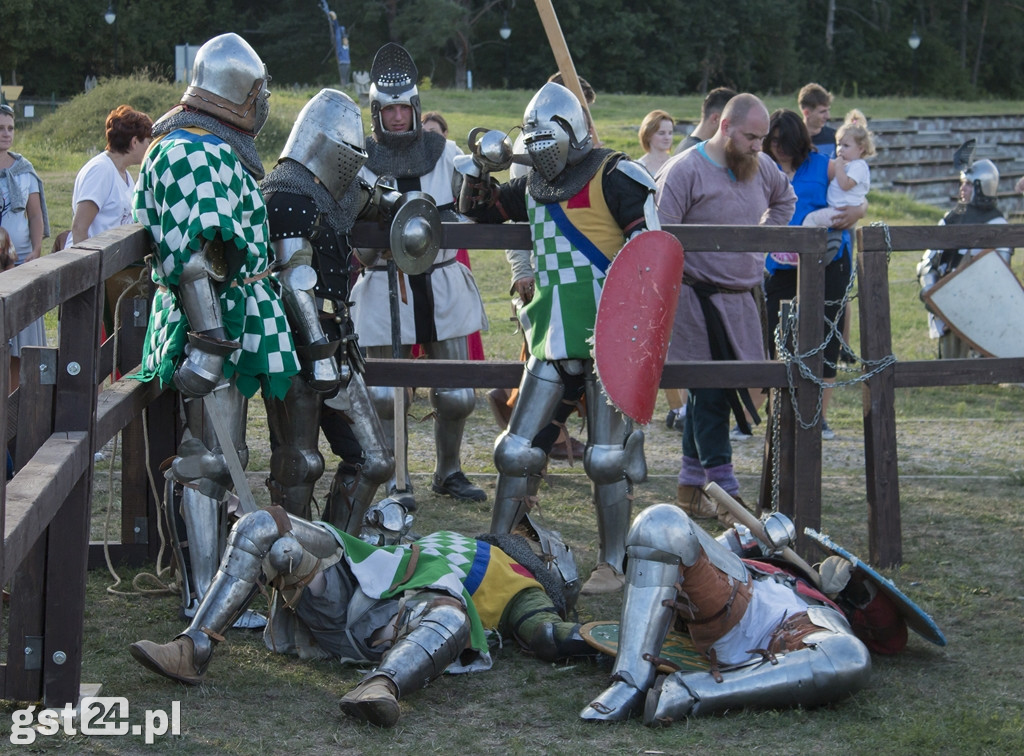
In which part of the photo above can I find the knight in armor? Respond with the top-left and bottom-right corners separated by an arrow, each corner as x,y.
453,82 -> 658,595
132,33 -> 298,617
129,506 -> 594,728
350,43 -> 488,506
581,503 -> 908,725
917,141 -> 1013,359
259,88 -> 400,534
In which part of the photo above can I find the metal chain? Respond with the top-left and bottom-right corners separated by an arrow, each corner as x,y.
768,220 -> 898,509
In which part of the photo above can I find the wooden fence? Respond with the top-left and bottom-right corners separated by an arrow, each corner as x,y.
1,219 -> 1021,710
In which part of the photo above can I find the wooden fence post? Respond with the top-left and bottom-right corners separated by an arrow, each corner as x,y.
42,275 -> 102,708
856,235 -> 902,567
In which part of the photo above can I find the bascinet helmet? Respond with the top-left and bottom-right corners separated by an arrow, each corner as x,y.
368,43 -> 421,141
280,89 -> 367,202
961,158 -> 1000,204
182,33 -> 270,135
521,82 -> 593,182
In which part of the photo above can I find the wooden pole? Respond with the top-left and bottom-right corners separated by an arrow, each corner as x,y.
532,0 -> 596,137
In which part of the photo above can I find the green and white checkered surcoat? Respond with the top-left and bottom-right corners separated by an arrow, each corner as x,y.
132,127 -> 298,400
521,196 -> 607,361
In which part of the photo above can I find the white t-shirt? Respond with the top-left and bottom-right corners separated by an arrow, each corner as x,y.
826,158 -> 870,208
67,151 -> 135,246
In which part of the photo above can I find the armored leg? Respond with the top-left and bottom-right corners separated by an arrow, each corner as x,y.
171,385 -> 249,610
503,586 -> 594,662
323,371 -> 395,533
580,504 -> 687,722
491,357 -> 565,533
581,367 -> 647,592
645,618 -> 871,725
130,508 -> 339,684
338,591 -> 471,728
424,337 -> 485,501
365,344 -> 413,495
264,376 -> 325,519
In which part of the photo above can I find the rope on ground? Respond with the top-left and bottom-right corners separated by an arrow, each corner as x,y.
101,268 -> 178,597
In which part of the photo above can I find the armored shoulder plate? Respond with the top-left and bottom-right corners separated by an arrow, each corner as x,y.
615,158 -> 657,193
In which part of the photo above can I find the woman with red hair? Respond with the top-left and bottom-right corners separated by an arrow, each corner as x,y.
68,104 -> 153,246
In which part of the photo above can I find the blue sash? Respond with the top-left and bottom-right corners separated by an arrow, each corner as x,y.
545,201 -> 611,274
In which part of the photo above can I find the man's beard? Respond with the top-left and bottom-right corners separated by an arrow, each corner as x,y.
725,139 -> 760,182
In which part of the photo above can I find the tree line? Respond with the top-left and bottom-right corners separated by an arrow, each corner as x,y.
3,0 -> 1023,101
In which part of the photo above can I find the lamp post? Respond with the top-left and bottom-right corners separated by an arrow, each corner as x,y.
104,1 -> 119,74
908,24 -> 921,96
499,12 -> 511,89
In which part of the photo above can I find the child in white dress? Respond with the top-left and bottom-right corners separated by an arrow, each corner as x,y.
802,109 -> 875,227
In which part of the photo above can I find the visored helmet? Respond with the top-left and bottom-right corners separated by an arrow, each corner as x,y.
521,82 -> 592,182
280,89 -> 367,202
368,43 -> 421,141
961,158 -> 999,203
181,33 -> 270,135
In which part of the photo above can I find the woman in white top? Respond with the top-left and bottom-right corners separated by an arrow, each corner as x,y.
68,105 -> 153,245
637,109 -> 675,177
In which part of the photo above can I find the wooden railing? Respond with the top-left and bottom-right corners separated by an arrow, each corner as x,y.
2,219 -> 1021,709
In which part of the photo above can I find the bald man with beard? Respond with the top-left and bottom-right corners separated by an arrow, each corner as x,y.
654,93 -> 795,522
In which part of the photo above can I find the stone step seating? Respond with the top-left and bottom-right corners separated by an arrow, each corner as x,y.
859,115 -> 1024,211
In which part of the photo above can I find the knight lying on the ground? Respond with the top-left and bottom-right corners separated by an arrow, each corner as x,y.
582,503 -> 925,726
130,506 -> 591,728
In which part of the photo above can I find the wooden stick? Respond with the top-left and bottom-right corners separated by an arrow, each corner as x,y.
704,482 -> 822,589
532,0 -> 597,139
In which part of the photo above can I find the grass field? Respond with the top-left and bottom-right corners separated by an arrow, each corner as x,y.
1,78 -> 1023,753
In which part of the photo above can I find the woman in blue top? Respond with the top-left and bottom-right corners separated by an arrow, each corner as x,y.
762,109 -> 865,437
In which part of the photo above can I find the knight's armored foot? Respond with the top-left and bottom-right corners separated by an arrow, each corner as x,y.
529,622 -> 596,662
643,673 -> 696,727
431,471 -> 486,502
580,562 -> 625,595
580,679 -> 646,722
129,636 -> 207,685
338,676 -> 401,728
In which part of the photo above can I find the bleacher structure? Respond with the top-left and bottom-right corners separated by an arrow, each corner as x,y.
869,114 -> 1024,218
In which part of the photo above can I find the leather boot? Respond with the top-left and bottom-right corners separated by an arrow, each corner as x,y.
129,636 -> 206,685
338,676 -> 401,728
676,484 -> 718,519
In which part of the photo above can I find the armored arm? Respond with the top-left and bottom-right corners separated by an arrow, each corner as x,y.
271,236 -> 344,391
613,158 -> 661,237
173,239 -> 244,397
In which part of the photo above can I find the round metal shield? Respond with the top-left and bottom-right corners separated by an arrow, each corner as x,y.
804,527 -> 947,646
389,192 -> 442,275
579,622 -> 709,673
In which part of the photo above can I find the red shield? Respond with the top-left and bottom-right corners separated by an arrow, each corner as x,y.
593,230 -> 684,424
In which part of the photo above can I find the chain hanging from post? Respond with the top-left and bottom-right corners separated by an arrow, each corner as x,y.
768,222 -> 897,511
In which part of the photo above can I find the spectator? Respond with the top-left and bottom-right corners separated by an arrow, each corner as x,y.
674,87 -> 737,154
798,82 -> 836,158
637,109 -> 675,176
656,94 -> 795,520
762,109 -> 867,440
67,105 -> 154,340
0,102 -> 50,392
68,105 -> 153,246
801,109 -> 875,229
